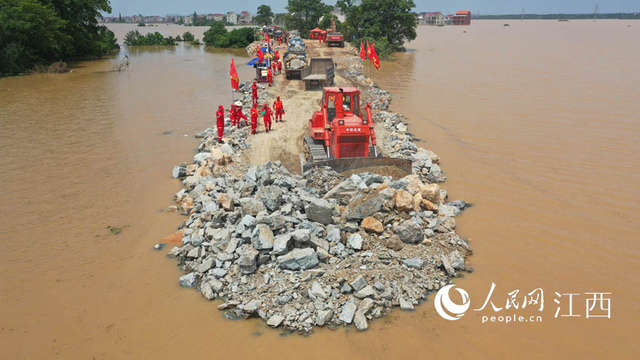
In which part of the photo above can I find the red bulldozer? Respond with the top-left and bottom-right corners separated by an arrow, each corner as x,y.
301,87 -> 412,177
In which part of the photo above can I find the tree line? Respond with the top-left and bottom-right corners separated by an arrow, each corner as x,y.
0,0 -> 119,77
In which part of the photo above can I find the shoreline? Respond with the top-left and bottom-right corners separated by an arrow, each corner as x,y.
162,40 -> 472,334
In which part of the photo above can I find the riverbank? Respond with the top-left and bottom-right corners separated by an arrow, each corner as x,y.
162,40 -> 471,333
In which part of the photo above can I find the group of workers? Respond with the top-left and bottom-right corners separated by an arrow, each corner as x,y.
215,92 -> 285,142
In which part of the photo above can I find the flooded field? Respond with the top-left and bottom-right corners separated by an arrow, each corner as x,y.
0,21 -> 638,359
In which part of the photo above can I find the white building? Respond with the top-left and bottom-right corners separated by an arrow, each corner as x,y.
226,11 -> 237,24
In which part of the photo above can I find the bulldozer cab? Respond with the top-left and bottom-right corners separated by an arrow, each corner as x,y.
323,88 -> 361,123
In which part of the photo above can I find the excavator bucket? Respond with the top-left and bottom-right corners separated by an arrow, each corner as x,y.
300,155 -> 413,180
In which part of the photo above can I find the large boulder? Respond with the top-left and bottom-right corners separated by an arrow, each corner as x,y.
394,218 -> 423,244
345,192 -> 384,221
361,216 -> 384,234
257,186 -> 283,212
393,189 -> 414,212
420,183 -> 441,203
272,234 -> 292,255
237,244 -> 259,274
304,197 -> 334,225
251,224 -> 274,251
240,198 -> 266,215
278,248 -> 319,270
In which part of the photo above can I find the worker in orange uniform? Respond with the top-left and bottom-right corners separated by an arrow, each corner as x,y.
262,104 -> 272,132
215,105 -> 225,142
229,104 -> 237,127
267,67 -> 273,87
250,103 -> 259,134
234,102 -> 248,127
273,96 -> 285,122
251,81 -> 258,105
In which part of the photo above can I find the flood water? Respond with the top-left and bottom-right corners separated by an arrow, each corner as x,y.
1,21 -> 638,359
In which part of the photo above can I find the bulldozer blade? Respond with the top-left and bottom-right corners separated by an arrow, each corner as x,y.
301,156 -> 413,179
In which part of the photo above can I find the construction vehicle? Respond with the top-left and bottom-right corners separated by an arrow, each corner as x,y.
302,58 -> 335,90
301,87 -> 412,177
325,18 -> 344,47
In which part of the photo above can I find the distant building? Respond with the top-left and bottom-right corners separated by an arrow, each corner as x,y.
425,12 -> 445,25
226,11 -> 238,24
239,11 -> 253,24
183,15 -> 192,25
212,14 -> 225,22
452,10 -> 471,25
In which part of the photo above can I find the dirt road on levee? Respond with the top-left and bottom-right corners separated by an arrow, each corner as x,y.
243,41 -> 357,174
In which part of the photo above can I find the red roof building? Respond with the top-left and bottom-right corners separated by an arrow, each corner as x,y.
452,10 -> 471,25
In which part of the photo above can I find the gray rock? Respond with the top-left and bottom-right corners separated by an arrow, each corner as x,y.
358,298 -> 375,314
257,186 -> 283,212
349,275 -> 367,291
278,248 -> 319,270
172,165 -> 187,179
436,217 -> 456,232
237,245 -> 259,274
394,218 -> 423,244
220,143 -> 234,155
399,297 -> 415,311
243,299 -> 261,313
197,258 -> 215,273
403,257 -> 425,269
239,198 -> 265,216
200,282 -> 216,300
441,254 -> 456,276
448,200 -> 466,210
354,285 -> 375,299
304,198 -> 334,225
193,152 -> 211,164
272,234 -> 292,255
340,283 -> 352,294
310,281 -> 327,299
251,224 -> 274,251
374,281 -> 385,292
439,204 -> 461,217
324,178 -> 359,202
267,315 -> 284,327
209,279 -> 224,292
354,311 -> 368,331
315,309 -> 333,326
326,227 -> 341,243
211,268 -> 227,278
347,233 -> 364,250
187,247 -> 202,258
290,229 -> 311,244
339,301 -> 358,324
345,192 -> 383,221
179,273 -> 197,288
449,250 -> 465,270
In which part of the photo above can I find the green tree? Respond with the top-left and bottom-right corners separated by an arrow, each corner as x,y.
254,5 -> 274,26
203,23 -> 255,48
286,0 -> 333,36
182,32 -> 195,41
337,0 -> 416,52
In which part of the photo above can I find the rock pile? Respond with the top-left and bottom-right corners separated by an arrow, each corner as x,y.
163,42 -> 472,335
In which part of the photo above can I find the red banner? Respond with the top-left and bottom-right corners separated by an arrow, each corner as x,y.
230,58 -> 240,90
360,41 -> 366,61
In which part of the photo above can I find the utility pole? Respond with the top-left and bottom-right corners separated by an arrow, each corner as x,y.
594,4 -> 599,21
521,8 -> 525,21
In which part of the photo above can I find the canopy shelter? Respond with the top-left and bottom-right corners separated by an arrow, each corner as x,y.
310,27 -> 323,39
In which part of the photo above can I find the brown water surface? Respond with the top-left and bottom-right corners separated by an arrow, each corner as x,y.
0,21 -> 638,359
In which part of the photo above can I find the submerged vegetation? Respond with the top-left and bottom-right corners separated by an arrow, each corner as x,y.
203,22 -> 255,48
0,0 -> 119,77
124,30 -> 177,46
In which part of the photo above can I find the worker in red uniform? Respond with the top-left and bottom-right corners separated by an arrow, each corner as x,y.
234,102 -> 248,127
215,105 -> 225,142
272,61 -> 278,75
273,96 -> 284,122
267,67 -> 273,87
275,50 -> 280,62
229,104 -> 236,127
250,103 -> 259,134
277,60 -> 282,75
262,103 -> 272,132
251,81 -> 258,105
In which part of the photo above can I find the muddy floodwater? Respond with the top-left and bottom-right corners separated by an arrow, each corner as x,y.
1,21 -> 638,359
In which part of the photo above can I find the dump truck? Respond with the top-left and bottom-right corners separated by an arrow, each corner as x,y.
301,87 -> 412,178
284,53 -> 307,80
301,58 -> 335,90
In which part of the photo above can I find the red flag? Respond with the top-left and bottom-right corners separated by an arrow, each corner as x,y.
230,58 -> 240,90
256,46 -> 264,64
366,41 -> 372,61
359,41 -> 366,61
264,33 -> 270,43
371,43 -> 380,70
